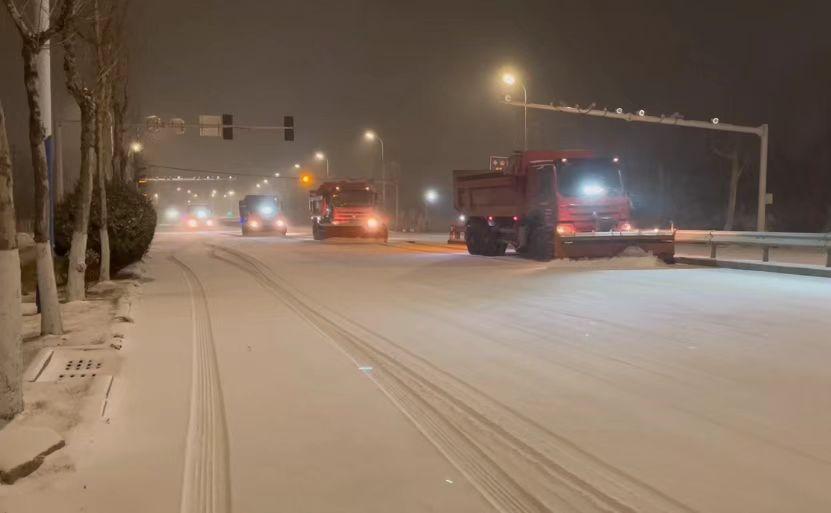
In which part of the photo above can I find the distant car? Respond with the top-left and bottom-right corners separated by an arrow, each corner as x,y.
180,215 -> 216,230
180,204 -> 216,230
239,195 -> 288,236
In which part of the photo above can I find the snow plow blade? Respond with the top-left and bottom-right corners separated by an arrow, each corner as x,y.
556,230 -> 675,262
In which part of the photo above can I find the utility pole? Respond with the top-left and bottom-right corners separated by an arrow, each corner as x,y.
505,100 -> 770,231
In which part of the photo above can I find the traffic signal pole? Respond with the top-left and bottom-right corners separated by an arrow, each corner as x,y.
503,99 -> 770,231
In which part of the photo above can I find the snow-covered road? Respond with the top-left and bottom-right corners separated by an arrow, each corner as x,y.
8,229 -> 830,513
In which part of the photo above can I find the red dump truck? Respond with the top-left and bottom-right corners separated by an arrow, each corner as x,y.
309,180 -> 389,242
453,150 -> 674,261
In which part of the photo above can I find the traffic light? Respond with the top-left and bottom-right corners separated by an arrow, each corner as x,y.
222,114 -> 233,140
284,116 -> 294,141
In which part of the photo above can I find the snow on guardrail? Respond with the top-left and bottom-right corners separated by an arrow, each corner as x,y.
675,230 -> 831,268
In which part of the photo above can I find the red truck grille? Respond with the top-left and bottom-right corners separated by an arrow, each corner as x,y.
333,208 -> 371,224
564,207 -> 624,231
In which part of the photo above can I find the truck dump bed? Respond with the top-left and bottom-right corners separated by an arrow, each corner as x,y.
453,170 -> 524,218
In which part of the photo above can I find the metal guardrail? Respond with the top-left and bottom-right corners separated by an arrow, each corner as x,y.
675,230 -> 831,267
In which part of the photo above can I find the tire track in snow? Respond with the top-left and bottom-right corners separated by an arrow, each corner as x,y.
172,254 -> 232,513
209,243 -> 698,513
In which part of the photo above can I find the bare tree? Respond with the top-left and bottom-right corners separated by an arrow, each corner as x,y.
110,53 -> 128,181
62,12 -> 97,301
0,101 -> 23,420
91,0 -> 128,281
713,138 -> 748,231
3,0 -> 79,335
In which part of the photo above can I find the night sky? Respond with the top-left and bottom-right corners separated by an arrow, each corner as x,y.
2,0 -> 829,229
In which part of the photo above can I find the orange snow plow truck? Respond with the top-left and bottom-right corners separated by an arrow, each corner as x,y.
309,180 -> 389,242
453,150 -> 674,261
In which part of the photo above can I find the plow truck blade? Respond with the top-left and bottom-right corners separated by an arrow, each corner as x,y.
556,230 -> 675,262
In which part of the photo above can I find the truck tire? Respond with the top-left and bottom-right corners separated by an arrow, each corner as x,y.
312,222 -> 323,240
529,227 -> 554,261
465,223 -> 484,255
481,227 -> 506,256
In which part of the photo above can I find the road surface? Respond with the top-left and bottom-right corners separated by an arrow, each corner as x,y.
8,229 -> 831,513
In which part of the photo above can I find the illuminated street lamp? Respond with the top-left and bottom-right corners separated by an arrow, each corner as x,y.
501,70 -> 528,150
129,141 -> 143,153
294,163 -> 301,169
228,190 -> 235,196
314,151 -> 330,178
274,172 -> 281,177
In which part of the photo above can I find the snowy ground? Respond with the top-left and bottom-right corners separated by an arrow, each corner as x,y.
3,229 -> 830,512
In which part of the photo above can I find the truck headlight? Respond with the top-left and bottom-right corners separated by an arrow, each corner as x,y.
366,217 -> 379,230
555,223 -> 576,236
581,184 -> 607,196
276,219 -> 285,227
249,220 -> 260,229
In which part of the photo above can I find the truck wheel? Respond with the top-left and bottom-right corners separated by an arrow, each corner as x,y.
312,223 -> 322,240
479,227 -> 505,256
530,227 -> 554,261
242,226 -> 249,237
465,224 -> 483,255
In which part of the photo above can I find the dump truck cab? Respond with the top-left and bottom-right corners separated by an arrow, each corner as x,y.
309,180 -> 388,242
239,194 -> 288,236
453,150 -> 674,261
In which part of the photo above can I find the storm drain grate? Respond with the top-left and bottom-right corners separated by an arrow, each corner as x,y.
29,348 -> 118,383
57,359 -> 104,381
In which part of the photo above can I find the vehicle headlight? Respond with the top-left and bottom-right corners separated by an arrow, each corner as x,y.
276,219 -> 285,227
249,220 -> 260,228
366,217 -> 379,230
619,222 -> 633,231
187,219 -> 198,228
206,219 -> 214,227
581,183 -> 607,196
555,223 -> 576,236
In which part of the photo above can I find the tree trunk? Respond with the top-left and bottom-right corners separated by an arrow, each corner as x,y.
66,104 -> 96,301
21,44 -> 62,335
110,79 -> 128,182
0,100 -> 23,420
95,108 -> 111,281
723,153 -> 742,231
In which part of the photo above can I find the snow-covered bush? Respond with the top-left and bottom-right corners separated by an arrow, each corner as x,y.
56,180 -> 156,279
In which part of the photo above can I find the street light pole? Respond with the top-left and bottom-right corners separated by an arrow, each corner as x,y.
521,84 -> 528,151
315,151 -> 330,178
365,131 -> 386,210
